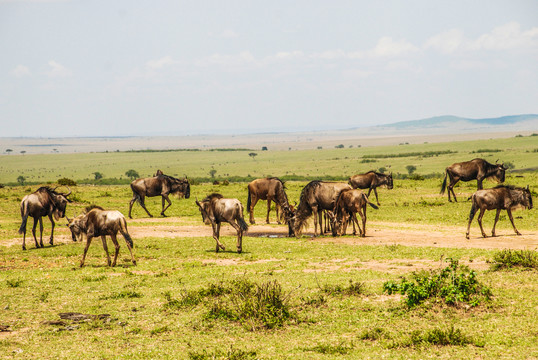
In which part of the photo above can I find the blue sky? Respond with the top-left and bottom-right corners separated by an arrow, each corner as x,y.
1,0 -> 537,137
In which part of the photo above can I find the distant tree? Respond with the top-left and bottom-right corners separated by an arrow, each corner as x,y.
5,149 -> 12,154
249,152 -> 258,160
504,161 -> 515,170
406,165 -> 417,175
317,146 -> 323,150
17,175 -> 26,185
335,144 -> 345,149
209,169 -> 217,178
58,177 -> 77,186
93,172 -> 103,180
378,167 -> 387,174
261,146 -> 268,151
125,169 -> 140,180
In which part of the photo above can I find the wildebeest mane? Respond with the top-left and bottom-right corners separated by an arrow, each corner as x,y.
203,193 -> 224,202
268,177 -> 286,189
294,181 -> 323,233
85,205 -> 105,213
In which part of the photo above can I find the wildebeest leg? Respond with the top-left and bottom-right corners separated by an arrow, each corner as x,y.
477,178 -> 484,190
31,217 -> 39,248
101,235 -> 112,266
122,235 -> 136,266
266,198 -> 272,224
491,209 -> 501,237
373,187 -> 380,206
275,203 -> 282,225
48,214 -> 55,245
249,195 -> 258,224
228,220 -> 243,253
212,223 -> 225,252
138,195 -> 153,218
465,206 -> 476,239
477,209 -> 487,238
311,206 -> 319,236
161,194 -> 172,216
80,235 -> 93,267
359,209 -> 366,237
506,209 -> 521,235
38,217 -> 44,248
21,223 -> 27,251
110,234 -> 121,267
447,175 -> 459,202
128,196 -> 136,219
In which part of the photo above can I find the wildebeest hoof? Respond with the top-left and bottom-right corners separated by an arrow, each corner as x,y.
237,248 -> 242,254
516,232 -> 522,236
161,213 -> 167,217
132,260 -> 137,266
22,246 -> 26,251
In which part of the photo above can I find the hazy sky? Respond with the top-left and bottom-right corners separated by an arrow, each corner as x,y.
1,0 -> 537,137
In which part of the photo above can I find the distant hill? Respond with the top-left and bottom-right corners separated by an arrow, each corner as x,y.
376,114 -> 538,130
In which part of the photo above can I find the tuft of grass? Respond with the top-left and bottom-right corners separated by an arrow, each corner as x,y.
150,326 -> 170,336
490,249 -> 538,270
6,279 -> 23,288
321,279 -> 366,296
81,275 -> 107,282
100,290 -> 143,300
305,341 -> 354,355
188,346 -> 257,360
383,258 -> 492,307
391,326 -> 482,348
359,327 -> 389,341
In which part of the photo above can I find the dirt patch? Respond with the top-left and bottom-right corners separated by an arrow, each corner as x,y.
3,221 -> 537,251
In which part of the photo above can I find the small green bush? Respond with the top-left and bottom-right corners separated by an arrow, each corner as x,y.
383,258 -> 492,307
188,346 -> 257,360
306,342 -> 354,355
490,249 -> 538,270
391,326 -> 482,348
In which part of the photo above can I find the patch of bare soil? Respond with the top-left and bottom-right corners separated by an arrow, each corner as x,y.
3,221 -> 537,251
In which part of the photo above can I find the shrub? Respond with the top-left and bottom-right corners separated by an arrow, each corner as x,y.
391,326 -> 482,348
306,342 -> 354,355
188,346 -> 257,360
490,249 -> 538,270
321,279 -> 365,296
57,177 -> 77,186
6,279 -> 23,288
383,258 -> 492,307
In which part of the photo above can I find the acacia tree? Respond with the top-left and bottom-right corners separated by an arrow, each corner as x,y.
93,172 -> 103,180
17,175 -> 26,185
249,152 -> 258,160
125,169 -> 140,180
209,169 -> 217,178
406,165 -> 417,175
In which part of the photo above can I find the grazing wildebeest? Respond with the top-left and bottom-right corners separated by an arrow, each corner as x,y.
293,181 -> 351,237
247,177 -> 292,224
441,158 -> 506,202
128,172 -> 190,218
19,186 -> 72,250
195,193 -> 249,253
466,185 -> 532,239
68,206 -> 136,267
332,189 -> 379,237
349,171 -> 393,205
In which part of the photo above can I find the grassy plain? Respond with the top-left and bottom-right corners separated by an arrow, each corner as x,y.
0,135 -> 537,359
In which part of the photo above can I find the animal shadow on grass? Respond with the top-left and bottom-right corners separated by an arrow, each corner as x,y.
204,249 -> 250,254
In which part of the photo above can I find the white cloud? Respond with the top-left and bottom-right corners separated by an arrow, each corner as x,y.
146,56 -> 175,69
424,29 -> 465,54
367,37 -> 419,57
11,64 -> 30,77
218,29 -> 238,39
425,23 -> 538,54
195,51 -> 256,67
46,60 -> 72,77
471,22 -> 538,51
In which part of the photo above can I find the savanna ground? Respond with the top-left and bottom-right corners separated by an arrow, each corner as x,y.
1,135 -> 537,359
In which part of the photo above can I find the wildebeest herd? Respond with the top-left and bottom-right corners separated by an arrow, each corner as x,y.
18,158 -> 533,267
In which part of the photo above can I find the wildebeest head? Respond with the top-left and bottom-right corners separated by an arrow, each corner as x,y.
520,185 -> 533,210
386,173 -> 394,189
51,187 -> 72,220
66,213 -> 85,242
195,199 -> 212,225
496,164 -> 506,183
171,178 -> 191,199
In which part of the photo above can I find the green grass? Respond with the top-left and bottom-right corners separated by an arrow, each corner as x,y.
0,137 -> 537,358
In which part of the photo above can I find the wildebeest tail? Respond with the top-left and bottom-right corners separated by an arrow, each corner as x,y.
440,169 -> 448,195
246,187 -> 252,212
238,216 -> 249,232
468,195 -> 478,221
363,193 -> 379,209
119,218 -> 134,248
18,201 -> 29,234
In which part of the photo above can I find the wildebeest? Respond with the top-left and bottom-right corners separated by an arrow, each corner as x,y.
195,193 -> 248,253
466,185 -> 533,239
128,171 -> 190,218
293,181 -> 351,237
247,177 -> 292,224
441,158 -> 506,202
19,186 -> 72,250
68,206 -> 136,267
349,171 -> 393,205
331,189 -> 378,237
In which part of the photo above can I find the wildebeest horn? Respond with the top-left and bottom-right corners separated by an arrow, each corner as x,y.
66,215 -> 71,222
526,185 -> 530,190
64,186 -> 72,197
195,198 -> 201,207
